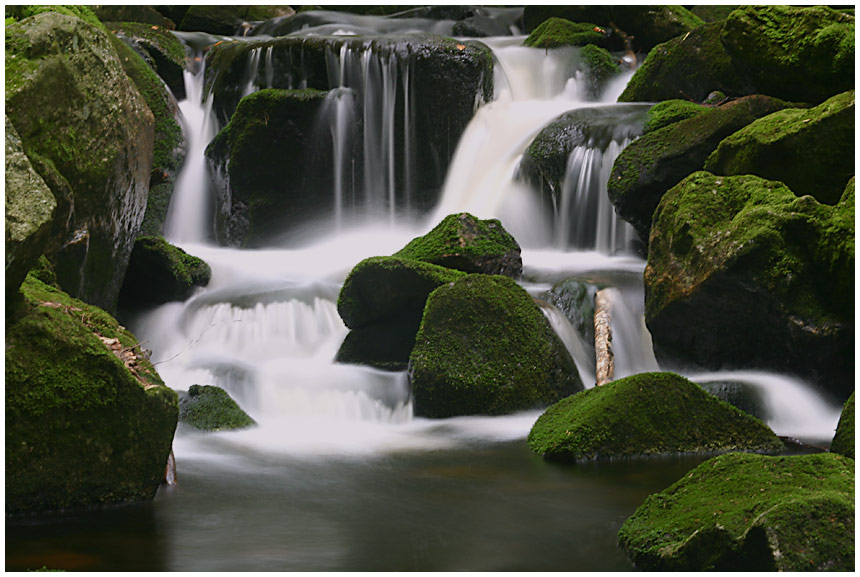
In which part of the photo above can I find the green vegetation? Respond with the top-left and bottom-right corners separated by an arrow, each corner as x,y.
528,372 -> 782,461
118,236 -> 211,308
179,385 -> 256,432
5,5 -> 105,30
618,452 -> 855,571
409,274 -> 582,418
523,18 -> 606,49
578,44 -> 619,99
831,393 -> 855,459
642,99 -> 706,135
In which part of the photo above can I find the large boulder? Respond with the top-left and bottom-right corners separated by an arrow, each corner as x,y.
5,116 -> 57,299
618,452 -> 855,571
645,172 -> 854,400
830,393 -> 855,459
705,90 -> 855,205
178,385 -> 256,432
408,274 -> 583,418
6,274 -> 178,514
6,12 -> 155,313
522,17 -> 613,50
118,236 -> 211,309
608,95 -> 792,242
395,213 -> 523,278
528,372 -> 782,461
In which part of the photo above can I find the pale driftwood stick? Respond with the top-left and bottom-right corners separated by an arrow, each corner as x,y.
594,289 -> 614,386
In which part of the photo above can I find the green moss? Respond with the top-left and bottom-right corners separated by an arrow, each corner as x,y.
642,99 -> 706,134
618,452 -> 855,571
831,393 -> 854,459
27,255 -> 59,288
179,385 -> 255,431
118,236 -> 211,308
523,17 -> 606,49
528,372 -> 782,461
578,44 -> 619,97
106,21 -> 186,72
10,5 -> 105,30
409,274 -> 582,418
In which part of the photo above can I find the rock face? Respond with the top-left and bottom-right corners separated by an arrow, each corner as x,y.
206,88 -> 331,246
178,385 -> 256,431
5,116 -> 57,298
618,452 -> 855,571
395,213 -> 523,278
178,5 -> 291,35
705,90 -> 855,205
540,278 -> 596,346
6,274 -> 178,514
645,172 -> 854,400
107,20 -> 188,100
118,236 -> 211,309
607,95 -> 791,242
408,274 -> 583,418
527,372 -> 782,461
831,393 -> 855,459
6,12 -> 155,312
619,6 -> 854,104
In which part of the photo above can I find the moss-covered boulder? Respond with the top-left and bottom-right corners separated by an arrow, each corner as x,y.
831,393 -> 855,459
608,95 -> 792,242
523,17 -> 609,49
92,6 -> 176,29
721,6 -> 854,105
641,99 -> 706,135
408,274 -> 583,418
178,385 -> 255,432
337,256 -> 466,330
6,274 -> 179,514
528,372 -> 782,461
645,172 -> 854,399
5,116 -> 57,299
705,90 -> 855,205
118,236 -> 211,309
107,20 -> 188,99
395,213 -> 523,278
206,87 -> 331,246
523,6 -> 702,53
618,452 -> 855,571
178,5 -> 290,35
6,12 -> 155,313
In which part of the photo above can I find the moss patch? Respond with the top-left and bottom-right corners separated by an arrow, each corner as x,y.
618,452 -> 855,571
642,99 -> 706,134
830,393 -> 854,459
523,17 -> 607,49
179,385 -> 255,432
528,372 -> 782,461
118,236 -> 211,309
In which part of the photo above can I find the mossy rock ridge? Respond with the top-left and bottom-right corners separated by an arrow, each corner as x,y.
178,385 -> 256,431
395,213 -> 522,278
6,274 -> 178,514
92,6 -> 176,29
608,95 -> 792,243
618,452 -> 855,571
6,12 -> 155,313
705,90 -> 855,206
107,20 -> 188,100
830,393 -> 854,459
528,372 -> 782,461
408,274 -> 583,418
179,6 -> 291,36
523,17 -> 615,50
645,172 -> 854,400
118,236 -> 211,309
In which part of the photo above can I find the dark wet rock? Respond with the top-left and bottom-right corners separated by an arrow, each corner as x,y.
107,20 -> 188,99
541,278 -> 596,346
698,380 -> 768,421
831,393 -> 855,459
178,5 -> 290,35
336,319 -> 420,372
118,236 -> 211,309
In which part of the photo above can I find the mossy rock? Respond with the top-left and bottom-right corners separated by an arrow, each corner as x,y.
645,172 -> 854,399
178,385 -> 255,432
179,6 -> 290,35
721,6 -> 854,104
336,319 -> 419,372
830,393 -> 854,459
5,115 -> 57,299
6,274 -> 178,514
608,95 -> 792,243
118,236 -> 211,309
705,90 -> 855,205
5,5 -> 105,30
395,213 -> 523,278
528,372 -> 782,461
6,12 -> 154,313
578,44 -> 620,100
523,17 -> 609,49
106,21 -> 188,99
689,5 -> 740,23
337,256 -> 466,330
92,6 -> 176,29
408,274 -> 583,418
642,99 -> 706,135
618,452 -> 855,571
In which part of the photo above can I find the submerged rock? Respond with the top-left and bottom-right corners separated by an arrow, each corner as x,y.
395,213 -> 523,278
118,236 -> 211,309
705,90 -> 855,205
6,274 -> 178,514
608,95 -> 792,243
527,372 -> 782,461
830,393 -> 855,459
178,385 -> 256,432
6,12 -> 155,313
409,274 -> 583,418
645,172 -> 854,399
618,452 -> 855,571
